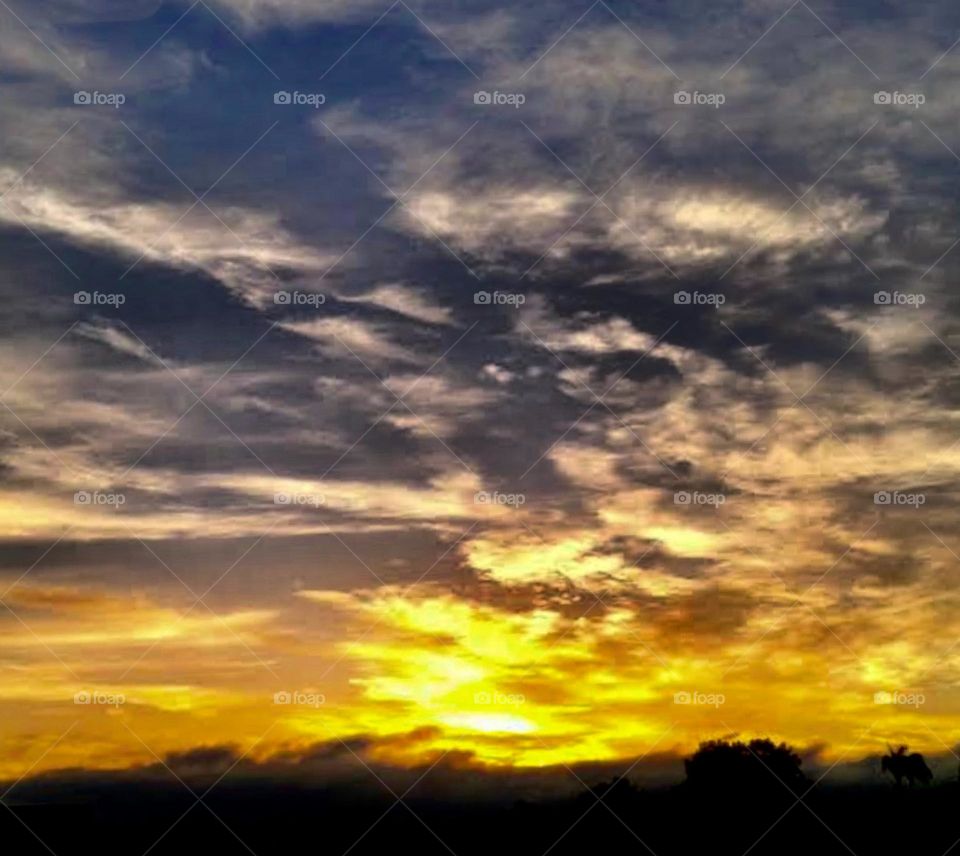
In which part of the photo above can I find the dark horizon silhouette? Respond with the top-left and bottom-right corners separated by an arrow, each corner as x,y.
4,737 -> 960,855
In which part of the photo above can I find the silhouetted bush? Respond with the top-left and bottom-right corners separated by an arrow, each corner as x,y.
684,738 -> 806,794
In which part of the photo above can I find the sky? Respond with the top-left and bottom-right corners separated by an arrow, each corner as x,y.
3,0 -> 960,789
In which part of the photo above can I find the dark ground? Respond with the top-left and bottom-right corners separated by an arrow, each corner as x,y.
4,776 -> 960,855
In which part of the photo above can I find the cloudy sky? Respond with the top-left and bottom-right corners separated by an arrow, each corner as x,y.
4,0 -> 960,789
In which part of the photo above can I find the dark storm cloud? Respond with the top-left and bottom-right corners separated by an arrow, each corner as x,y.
3,730 -> 687,799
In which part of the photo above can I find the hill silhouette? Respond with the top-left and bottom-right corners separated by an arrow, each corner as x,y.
1,738 -> 957,855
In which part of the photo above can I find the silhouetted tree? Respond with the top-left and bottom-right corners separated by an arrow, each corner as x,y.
684,738 -> 806,794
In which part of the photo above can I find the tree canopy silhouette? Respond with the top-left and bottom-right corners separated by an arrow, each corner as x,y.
684,738 -> 806,794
